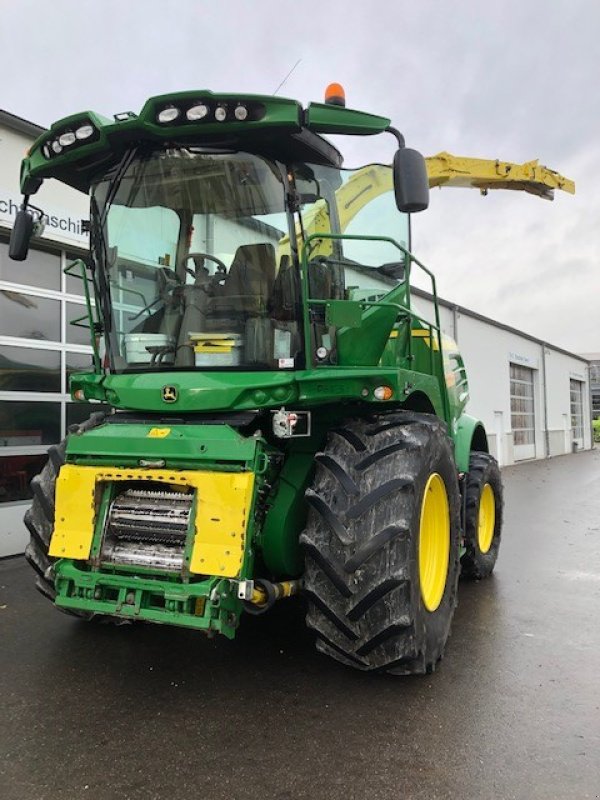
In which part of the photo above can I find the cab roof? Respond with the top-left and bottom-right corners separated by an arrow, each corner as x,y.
20,90 -> 392,195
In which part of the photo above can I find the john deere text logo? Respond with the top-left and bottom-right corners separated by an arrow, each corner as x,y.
162,385 -> 178,403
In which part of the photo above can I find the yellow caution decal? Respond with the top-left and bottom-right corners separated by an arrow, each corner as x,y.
147,428 -> 171,438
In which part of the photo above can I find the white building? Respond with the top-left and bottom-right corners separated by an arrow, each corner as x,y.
0,109 -> 592,557
413,291 -> 591,465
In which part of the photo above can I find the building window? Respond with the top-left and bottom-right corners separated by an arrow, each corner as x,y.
0,290 -> 61,341
0,453 -> 49,503
0,238 -> 94,504
0,400 -> 61,446
570,379 -> 584,442
510,364 -> 535,446
0,240 -> 61,291
0,345 -> 61,392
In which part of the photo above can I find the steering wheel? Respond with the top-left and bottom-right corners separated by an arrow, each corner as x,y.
185,252 -> 228,279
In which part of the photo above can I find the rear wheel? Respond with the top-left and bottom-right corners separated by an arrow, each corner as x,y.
460,451 -> 503,579
23,413 -> 105,617
300,412 -> 461,674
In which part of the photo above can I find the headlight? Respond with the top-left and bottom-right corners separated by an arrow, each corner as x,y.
234,105 -> 248,121
75,124 -> 94,140
51,140 -> 63,154
157,106 -> 180,123
187,104 -> 209,121
215,106 -> 227,122
59,132 -> 76,147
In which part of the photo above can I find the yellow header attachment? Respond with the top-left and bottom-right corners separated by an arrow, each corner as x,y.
425,152 -> 575,199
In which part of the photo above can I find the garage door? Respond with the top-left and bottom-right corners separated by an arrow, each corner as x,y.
510,364 -> 536,460
570,379 -> 584,450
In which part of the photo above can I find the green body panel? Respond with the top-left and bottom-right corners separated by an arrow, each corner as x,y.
72,366 -> 445,416
67,420 -> 259,468
258,420 -> 337,577
305,102 -> 391,136
335,303 -> 401,366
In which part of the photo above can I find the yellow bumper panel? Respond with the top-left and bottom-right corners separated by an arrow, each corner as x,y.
49,465 -> 255,578
49,465 -> 97,559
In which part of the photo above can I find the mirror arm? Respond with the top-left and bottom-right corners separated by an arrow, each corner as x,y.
386,126 -> 406,149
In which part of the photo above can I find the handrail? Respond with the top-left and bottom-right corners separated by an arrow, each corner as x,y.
301,232 -> 449,423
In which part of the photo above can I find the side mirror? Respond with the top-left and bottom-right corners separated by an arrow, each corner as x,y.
393,148 -> 429,213
9,209 -> 35,261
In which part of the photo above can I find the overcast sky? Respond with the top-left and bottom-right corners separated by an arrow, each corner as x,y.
1,0 -> 598,353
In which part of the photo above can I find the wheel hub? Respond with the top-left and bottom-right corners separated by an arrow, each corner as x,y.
419,473 -> 450,612
477,483 -> 495,554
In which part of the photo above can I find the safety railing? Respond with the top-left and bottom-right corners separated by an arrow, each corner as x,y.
301,232 -> 450,422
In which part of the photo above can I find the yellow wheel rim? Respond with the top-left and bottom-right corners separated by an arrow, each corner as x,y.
478,483 -> 495,554
419,473 -> 450,612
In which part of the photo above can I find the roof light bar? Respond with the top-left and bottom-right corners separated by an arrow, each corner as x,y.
155,98 -> 265,126
41,119 -> 98,160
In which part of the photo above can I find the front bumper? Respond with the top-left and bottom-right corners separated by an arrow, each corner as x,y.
54,560 -> 241,637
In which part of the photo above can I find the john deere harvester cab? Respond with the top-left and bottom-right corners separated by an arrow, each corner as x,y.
11,86 -> 506,674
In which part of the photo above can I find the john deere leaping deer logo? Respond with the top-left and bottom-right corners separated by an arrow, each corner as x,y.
162,385 -> 178,403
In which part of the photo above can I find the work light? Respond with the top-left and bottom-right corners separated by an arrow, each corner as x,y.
157,107 -> 180,123
59,132 -> 76,147
75,124 -> 94,140
187,104 -> 209,121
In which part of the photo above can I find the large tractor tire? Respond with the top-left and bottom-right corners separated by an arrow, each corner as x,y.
300,412 -> 461,675
23,412 -> 105,616
460,451 -> 503,580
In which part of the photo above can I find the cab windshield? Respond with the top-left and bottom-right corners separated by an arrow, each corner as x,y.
92,148 -> 299,371
91,148 -> 409,373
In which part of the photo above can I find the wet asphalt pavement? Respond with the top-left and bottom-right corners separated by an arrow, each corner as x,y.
1,450 -> 599,800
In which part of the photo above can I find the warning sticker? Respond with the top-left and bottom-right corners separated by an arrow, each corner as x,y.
147,428 -> 171,438
278,358 -> 295,369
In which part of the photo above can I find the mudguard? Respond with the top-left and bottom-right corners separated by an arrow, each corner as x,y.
454,413 -> 488,473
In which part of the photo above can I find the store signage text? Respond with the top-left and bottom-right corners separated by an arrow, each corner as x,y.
0,190 -> 88,245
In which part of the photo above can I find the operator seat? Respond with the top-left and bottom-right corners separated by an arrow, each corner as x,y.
207,243 -> 276,322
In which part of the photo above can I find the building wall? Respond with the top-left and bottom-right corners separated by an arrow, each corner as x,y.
410,295 -> 591,466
